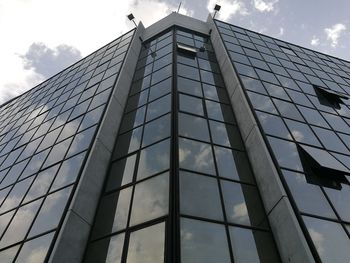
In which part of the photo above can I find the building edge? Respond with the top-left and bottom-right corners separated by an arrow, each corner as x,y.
48,24 -> 145,263
207,15 -> 315,263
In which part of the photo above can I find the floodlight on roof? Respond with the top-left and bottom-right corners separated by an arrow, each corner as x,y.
127,13 -> 137,27
213,4 -> 221,19
214,4 -> 221,11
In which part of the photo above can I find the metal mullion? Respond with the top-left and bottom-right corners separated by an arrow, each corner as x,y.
169,27 -> 178,263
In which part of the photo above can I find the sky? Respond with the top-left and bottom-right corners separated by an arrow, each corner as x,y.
0,0 -> 349,104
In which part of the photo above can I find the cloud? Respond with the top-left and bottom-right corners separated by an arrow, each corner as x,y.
253,0 -> 279,12
311,36 -> 320,46
20,42 -> 82,79
0,0 -> 185,105
232,202 -> 248,222
324,23 -> 346,47
309,228 -> 325,256
207,0 -> 249,20
131,0 -> 194,26
279,27 -> 284,36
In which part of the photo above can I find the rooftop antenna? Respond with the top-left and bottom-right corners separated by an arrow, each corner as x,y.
127,13 -> 137,27
212,4 -> 221,19
177,2 -> 182,13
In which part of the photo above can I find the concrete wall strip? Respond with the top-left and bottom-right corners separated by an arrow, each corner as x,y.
207,15 -> 314,263
49,24 -> 145,263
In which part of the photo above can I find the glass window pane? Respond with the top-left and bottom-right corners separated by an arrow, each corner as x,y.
15,232 -> 54,263
0,211 -> 15,238
85,233 -> 124,263
127,222 -> 165,263
179,94 -> 204,116
229,227 -> 279,263
214,146 -> 244,180
303,216 -> 350,263
91,187 -> 132,239
256,111 -> 291,139
181,218 -> 231,263
51,152 -> 86,191
105,154 -> 136,191
24,165 -> 59,204
179,138 -> 215,175
273,99 -> 304,121
267,136 -> 303,171
28,186 -> 73,237
324,181 -> 350,222
205,100 -> 235,124
151,64 -> 172,85
285,119 -> 321,146
137,139 -> 170,181
130,173 -> 169,226
210,120 -> 243,149
241,76 -> 267,95
177,77 -> 202,97
0,245 -> 19,263
146,94 -> 171,122
312,126 -> 348,154
180,171 -> 223,220
247,91 -> 277,114
298,106 -> 330,128
221,180 -> 267,227
149,77 -> 171,101
142,114 -> 171,147
114,127 -> 142,159
282,170 -> 336,218
119,106 -> 146,133
179,113 -> 210,142
0,176 -> 34,214
0,198 -> 42,249
0,159 -> 29,188
67,125 -> 96,157
43,137 -> 73,168
177,63 -> 200,81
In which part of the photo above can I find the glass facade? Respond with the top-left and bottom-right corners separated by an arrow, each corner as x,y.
0,29 -> 135,262
215,19 -> 350,262
84,27 -> 280,262
4,12 -> 350,263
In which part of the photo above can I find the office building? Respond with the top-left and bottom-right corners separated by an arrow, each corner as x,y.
0,11 -> 349,263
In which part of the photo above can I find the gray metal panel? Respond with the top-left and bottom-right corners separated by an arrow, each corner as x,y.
143,12 -> 209,41
207,14 -> 315,263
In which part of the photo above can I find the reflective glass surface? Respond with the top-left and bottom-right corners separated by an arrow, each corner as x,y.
216,18 -> 350,261
86,27 -> 279,263
0,28 -> 135,260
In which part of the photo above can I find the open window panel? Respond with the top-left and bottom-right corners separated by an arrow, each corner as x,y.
313,85 -> 349,109
297,144 -> 350,190
177,43 -> 198,57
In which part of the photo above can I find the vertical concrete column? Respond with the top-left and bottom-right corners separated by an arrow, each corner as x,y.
207,15 -> 314,263
49,23 -> 145,263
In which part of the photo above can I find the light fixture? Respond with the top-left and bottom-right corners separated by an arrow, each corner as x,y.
213,4 -> 221,19
127,13 -> 137,27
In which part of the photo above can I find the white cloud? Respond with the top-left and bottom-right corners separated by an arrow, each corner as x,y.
279,27 -> 284,36
311,36 -> 320,46
324,23 -> 346,47
232,202 -> 248,222
309,228 -> 325,256
0,0 -> 190,104
253,0 -> 279,12
207,0 -> 249,20
20,42 -> 82,79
